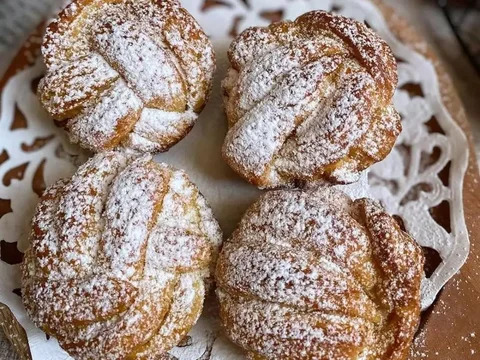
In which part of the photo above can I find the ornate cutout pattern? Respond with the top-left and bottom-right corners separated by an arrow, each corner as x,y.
0,0 -> 470,359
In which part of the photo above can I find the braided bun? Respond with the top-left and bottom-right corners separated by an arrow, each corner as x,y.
216,188 -> 423,359
222,11 -> 401,188
22,151 -> 222,359
39,0 -> 215,153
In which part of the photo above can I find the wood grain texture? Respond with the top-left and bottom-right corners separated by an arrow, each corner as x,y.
0,1 -> 479,359
0,304 -> 32,360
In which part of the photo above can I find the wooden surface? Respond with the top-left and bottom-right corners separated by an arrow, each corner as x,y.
0,1 -> 479,359
383,0 -> 480,160
372,2 -> 480,358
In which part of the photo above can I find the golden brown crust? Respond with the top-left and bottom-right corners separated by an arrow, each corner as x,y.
39,0 -> 216,153
294,11 -> 397,101
222,11 -> 401,189
216,188 -> 423,359
21,151 -> 222,359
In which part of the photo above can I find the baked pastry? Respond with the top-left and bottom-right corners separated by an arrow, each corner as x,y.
222,11 -> 401,188
22,151 -> 222,359
216,189 -> 423,359
39,0 -> 215,153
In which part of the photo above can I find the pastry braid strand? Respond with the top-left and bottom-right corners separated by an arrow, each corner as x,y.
222,11 -> 401,188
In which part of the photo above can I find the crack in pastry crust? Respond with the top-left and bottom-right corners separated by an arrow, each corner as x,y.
21,151 -> 222,359
216,188 -> 423,359
222,11 -> 401,188
39,0 -> 216,153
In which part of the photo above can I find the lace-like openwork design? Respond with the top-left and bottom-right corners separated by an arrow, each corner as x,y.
0,0 -> 471,358
216,189 -> 423,360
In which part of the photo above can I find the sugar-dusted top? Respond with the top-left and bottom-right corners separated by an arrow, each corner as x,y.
22,151 -> 222,359
39,0 -> 216,153
222,11 -> 401,189
216,188 -> 423,359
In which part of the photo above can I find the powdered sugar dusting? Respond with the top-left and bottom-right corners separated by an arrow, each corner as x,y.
224,60 -> 327,178
218,290 -> 375,359
126,108 -> 197,153
22,151 -> 222,359
38,53 -> 119,120
133,273 -> 205,358
216,188 -> 423,359
39,0 -> 215,152
0,0 -> 471,358
276,67 -> 375,177
67,79 -> 142,151
222,10 -> 400,188
94,21 -> 186,108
